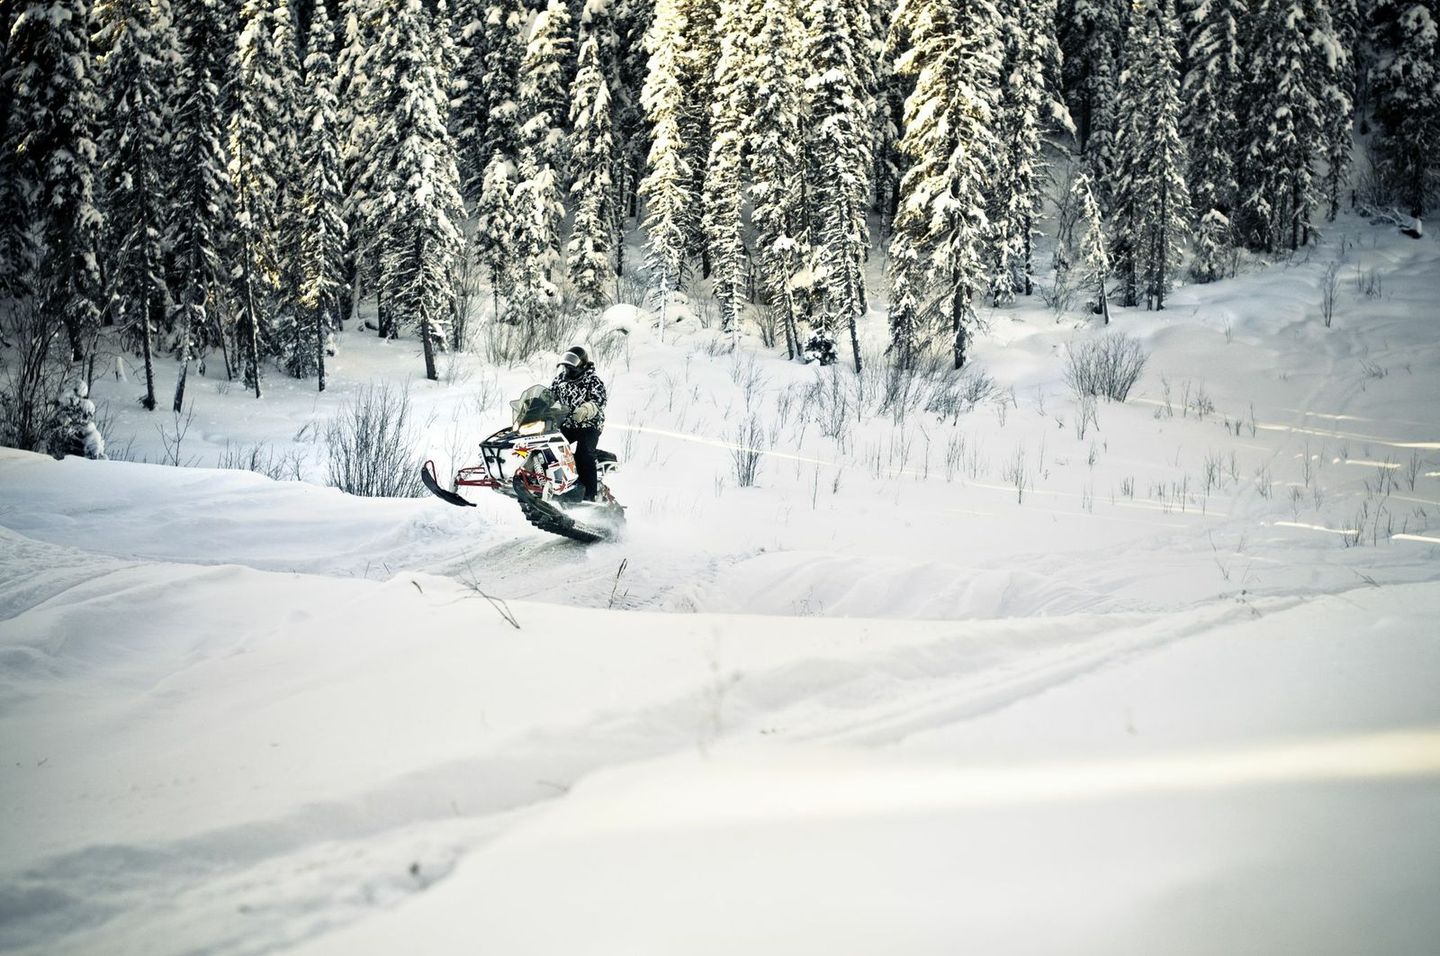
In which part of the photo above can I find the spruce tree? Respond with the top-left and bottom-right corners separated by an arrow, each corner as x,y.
678,0 -> 720,272
988,0 -> 1069,303
637,0 -> 695,325
507,0 -> 573,327
1369,0 -> 1439,214
230,0 -> 295,395
3,0 -> 104,360
1236,0 -> 1327,251
371,0 -> 466,378
1071,171 -> 1112,323
472,0 -> 526,318
451,0 -> 489,200
568,35 -> 619,309
264,0 -> 309,368
296,0 -> 347,390
874,0 -> 907,236
613,0 -> 655,225
1321,0 -> 1357,219
891,0 -> 1003,369
520,0 -> 574,183
1112,0 -> 1189,309
1180,0 -> 1244,278
804,0 -> 875,369
98,0 -> 170,411
702,0 -> 752,343
748,0 -> 807,360
1060,0 -> 1125,165
336,0 -> 379,325
167,0 -> 233,408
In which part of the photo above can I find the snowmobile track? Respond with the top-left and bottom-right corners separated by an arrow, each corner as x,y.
513,477 -> 610,544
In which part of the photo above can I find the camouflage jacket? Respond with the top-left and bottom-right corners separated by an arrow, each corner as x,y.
550,366 -> 607,430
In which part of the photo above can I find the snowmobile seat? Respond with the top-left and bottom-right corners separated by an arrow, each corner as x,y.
596,449 -> 617,464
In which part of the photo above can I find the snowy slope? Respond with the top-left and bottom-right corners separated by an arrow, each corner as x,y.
2,216 -> 1438,953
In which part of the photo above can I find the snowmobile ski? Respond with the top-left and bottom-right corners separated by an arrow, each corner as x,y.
420,460 -> 475,508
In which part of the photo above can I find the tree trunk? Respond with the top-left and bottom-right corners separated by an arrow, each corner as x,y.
844,255 -> 862,374
239,236 -> 262,399
951,281 -> 968,370
139,299 -> 157,412
1022,218 -> 1033,297
316,300 -> 327,393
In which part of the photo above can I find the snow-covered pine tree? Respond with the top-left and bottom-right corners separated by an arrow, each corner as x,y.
520,0 -> 574,183
1180,0 -> 1244,279
336,0 -> 380,324
1321,0 -> 1358,219
451,0 -> 488,201
1111,0 -> 1189,310
263,0 -> 310,369
230,0 -> 295,395
472,0 -> 526,319
748,0 -> 808,361
1071,170 -> 1112,323
1368,0 -> 1439,215
701,0 -> 750,343
987,0 -> 1069,304
612,0 -> 654,224
874,0 -> 907,235
1236,0 -> 1324,252
568,34 -> 619,309
677,0 -> 719,272
507,0 -> 573,326
167,0 -> 233,409
1059,0 -> 1125,168
637,0 -> 695,329
885,231 -> 924,368
2,0 -> 105,359
891,0 -> 1003,369
804,0 -> 875,370
296,0 -> 346,391
98,0 -> 170,411
372,0 -> 466,379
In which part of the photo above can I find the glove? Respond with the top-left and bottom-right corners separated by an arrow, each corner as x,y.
573,401 -> 599,423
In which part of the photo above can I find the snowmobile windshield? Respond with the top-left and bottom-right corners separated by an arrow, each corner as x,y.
510,385 -> 569,429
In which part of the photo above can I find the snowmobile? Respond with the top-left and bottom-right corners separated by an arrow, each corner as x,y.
420,385 -> 624,544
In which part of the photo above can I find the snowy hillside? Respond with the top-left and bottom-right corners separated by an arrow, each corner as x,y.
2,218 -> 1439,954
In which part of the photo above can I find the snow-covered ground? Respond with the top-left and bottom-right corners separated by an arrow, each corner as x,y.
2,217 -> 1438,953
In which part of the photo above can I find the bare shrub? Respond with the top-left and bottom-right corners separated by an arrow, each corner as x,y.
1002,446 -> 1029,504
732,414 -> 765,487
478,309 -> 584,366
1063,332 -> 1148,402
325,384 -> 425,497
615,271 -> 649,308
1356,267 -> 1383,299
1321,262 -> 1340,327
0,299 -> 80,452
1074,394 -> 1099,440
218,441 -> 305,481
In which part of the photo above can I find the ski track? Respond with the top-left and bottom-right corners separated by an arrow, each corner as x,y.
0,578 -> 1262,956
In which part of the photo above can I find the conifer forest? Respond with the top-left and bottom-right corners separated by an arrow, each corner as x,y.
1,0 -> 1436,445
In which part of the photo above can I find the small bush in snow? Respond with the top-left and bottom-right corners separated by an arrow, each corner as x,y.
1063,333 -> 1148,402
732,414 -> 765,488
325,384 -> 425,498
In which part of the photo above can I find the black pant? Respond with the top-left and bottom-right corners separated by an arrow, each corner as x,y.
561,425 -> 600,500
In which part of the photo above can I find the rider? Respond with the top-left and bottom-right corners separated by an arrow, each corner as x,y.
551,346 -> 607,501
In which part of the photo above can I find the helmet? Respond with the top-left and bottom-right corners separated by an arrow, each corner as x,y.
557,347 -> 588,380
